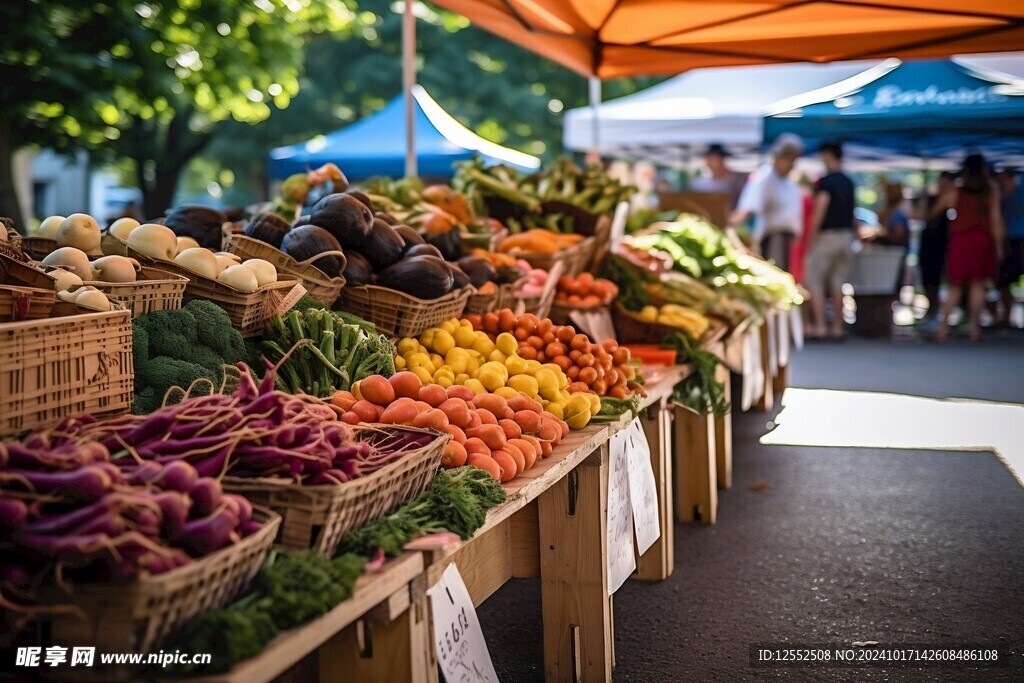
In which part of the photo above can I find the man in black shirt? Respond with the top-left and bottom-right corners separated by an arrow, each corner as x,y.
805,142 -> 856,340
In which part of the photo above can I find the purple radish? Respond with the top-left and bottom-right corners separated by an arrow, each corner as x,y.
0,498 -> 28,528
175,508 -> 239,556
153,460 -> 198,492
188,478 -> 223,519
127,460 -> 165,485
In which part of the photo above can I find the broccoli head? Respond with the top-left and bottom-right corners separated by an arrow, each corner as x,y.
131,386 -> 160,415
137,356 -> 216,399
134,307 -> 198,359
186,300 -> 247,363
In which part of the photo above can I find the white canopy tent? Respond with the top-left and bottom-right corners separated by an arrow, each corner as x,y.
563,60 -> 896,167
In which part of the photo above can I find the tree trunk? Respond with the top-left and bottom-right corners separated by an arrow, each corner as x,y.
0,122 -> 26,233
142,168 -> 179,220
135,108 -> 213,220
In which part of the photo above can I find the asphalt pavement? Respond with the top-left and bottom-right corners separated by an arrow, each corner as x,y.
477,332 -> 1024,682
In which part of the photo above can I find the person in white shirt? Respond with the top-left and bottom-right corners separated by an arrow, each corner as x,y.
730,134 -> 805,272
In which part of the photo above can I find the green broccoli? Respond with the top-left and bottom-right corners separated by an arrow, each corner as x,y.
131,386 -> 160,416
162,606 -> 278,675
187,299 -> 247,363
138,356 -> 216,398
134,307 -> 198,358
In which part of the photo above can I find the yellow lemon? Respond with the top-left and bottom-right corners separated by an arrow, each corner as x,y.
507,374 -> 539,398
504,354 -> 528,376
495,332 -> 519,357
494,386 -> 520,401
464,378 -> 488,395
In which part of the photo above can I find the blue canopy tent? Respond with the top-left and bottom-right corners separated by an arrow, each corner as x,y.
764,57 -> 1024,162
268,85 -> 540,180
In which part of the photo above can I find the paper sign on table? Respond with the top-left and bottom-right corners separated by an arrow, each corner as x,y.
625,419 -> 660,555
741,329 -> 759,411
606,428 -> 636,595
778,307 -> 791,368
427,564 -> 499,683
569,308 -> 616,343
790,305 -> 804,350
274,283 -> 308,316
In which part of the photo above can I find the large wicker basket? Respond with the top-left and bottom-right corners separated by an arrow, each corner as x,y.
85,266 -> 188,318
21,236 -> 58,260
460,225 -> 508,252
0,310 -> 133,437
1,252 -> 57,289
505,236 -> 594,276
47,509 -> 280,682
223,426 -> 447,556
225,234 -> 346,308
464,277 -> 527,315
0,284 -> 56,322
1,220 -> 30,262
338,285 -> 472,338
612,302 -> 675,345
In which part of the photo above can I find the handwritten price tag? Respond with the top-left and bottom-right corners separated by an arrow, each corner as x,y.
274,282 -> 308,316
427,564 -> 500,683
607,428 -> 636,595
625,419 -> 660,555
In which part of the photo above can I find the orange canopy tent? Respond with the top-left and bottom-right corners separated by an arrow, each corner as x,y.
426,1 -> 1024,78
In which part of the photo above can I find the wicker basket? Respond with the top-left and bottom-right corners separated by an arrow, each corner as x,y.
549,300 -> 608,327
0,284 -> 56,322
581,214 -> 612,273
464,277 -> 527,315
338,285 -> 472,338
84,267 -> 188,318
21,236 -> 58,260
1,221 -> 30,262
505,235 -> 594,276
612,302 -> 675,345
1,252 -> 55,289
225,234 -> 346,308
47,509 -> 280,682
223,425 -> 447,556
0,310 -> 133,437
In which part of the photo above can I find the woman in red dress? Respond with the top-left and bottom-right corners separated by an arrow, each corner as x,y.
934,154 -> 1005,343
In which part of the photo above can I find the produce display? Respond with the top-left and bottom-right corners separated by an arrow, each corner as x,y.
261,306 -> 395,398
554,272 -> 618,308
455,157 -> 636,233
330,371 -> 571,482
464,310 -> 640,401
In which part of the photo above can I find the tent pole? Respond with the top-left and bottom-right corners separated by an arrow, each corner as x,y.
588,76 -> 601,163
403,0 -> 417,178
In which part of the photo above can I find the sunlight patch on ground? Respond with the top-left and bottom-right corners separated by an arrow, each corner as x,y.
761,388 -> 1024,488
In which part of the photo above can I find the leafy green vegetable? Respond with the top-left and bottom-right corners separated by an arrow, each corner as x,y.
662,331 -> 730,417
338,466 -> 507,558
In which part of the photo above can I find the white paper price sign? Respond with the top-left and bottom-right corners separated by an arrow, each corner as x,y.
625,419 -> 660,555
607,428 -> 636,595
427,563 -> 499,683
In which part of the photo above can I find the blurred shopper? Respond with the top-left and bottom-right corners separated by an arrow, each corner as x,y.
804,142 -> 856,340
878,181 -> 910,247
919,171 -> 956,322
996,168 -> 1024,327
731,134 -> 805,271
691,143 -> 747,208
934,154 -> 1005,343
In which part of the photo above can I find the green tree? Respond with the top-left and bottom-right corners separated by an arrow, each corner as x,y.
193,1 -> 664,205
0,0 -> 354,227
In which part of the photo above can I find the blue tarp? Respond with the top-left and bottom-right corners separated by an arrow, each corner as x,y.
268,86 -> 539,181
764,58 -> 1024,160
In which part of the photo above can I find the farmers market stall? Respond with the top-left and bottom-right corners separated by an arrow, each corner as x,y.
1,156 -> 795,682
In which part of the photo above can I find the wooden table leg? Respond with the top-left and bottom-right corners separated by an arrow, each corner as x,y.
674,406 -> 717,524
319,578 -> 431,683
755,319 -> 774,413
714,364 -> 733,490
633,403 -> 674,581
773,360 -> 790,395
538,445 -> 613,683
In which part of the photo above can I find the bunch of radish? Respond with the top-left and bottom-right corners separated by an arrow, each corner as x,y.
0,443 -> 261,597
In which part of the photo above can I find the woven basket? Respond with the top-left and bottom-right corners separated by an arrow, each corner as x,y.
581,214 -> 612,273
0,284 -> 56,322
47,509 -> 280,682
549,300 -> 608,327
464,277 -> 527,315
506,236 -> 594,276
0,310 -> 133,437
225,234 -> 346,308
85,266 -> 187,319
612,302 -> 675,345
1,252 -> 55,289
223,425 -> 447,556
1,221 -> 30,262
21,236 -> 58,260
338,285 -> 472,338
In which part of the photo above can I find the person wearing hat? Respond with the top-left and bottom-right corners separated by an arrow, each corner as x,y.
730,133 -> 805,271
691,143 -> 747,208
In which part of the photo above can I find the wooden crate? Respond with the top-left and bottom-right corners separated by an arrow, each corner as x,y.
21,236 -> 58,260
0,310 -> 133,437
0,284 -> 55,322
